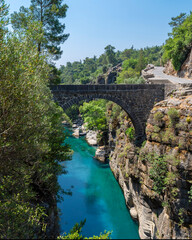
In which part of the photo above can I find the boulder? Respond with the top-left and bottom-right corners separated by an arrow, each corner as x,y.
130,207 -> 138,220
72,128 -> 80,138
86,130 -> 97,146
95,146 -> 106,162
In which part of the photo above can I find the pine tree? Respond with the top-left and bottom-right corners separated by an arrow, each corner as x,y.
11,0 -> 69,60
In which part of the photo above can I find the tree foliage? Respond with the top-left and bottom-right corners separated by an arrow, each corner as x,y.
0,5 -> 71,237
79,100 -> 107,131
163,12 -> 192,70
11,0 -> 69,60
60,45 -> 162,85
169,13 -> 187,30
58,220 -> 111,239
104,45 -> 117,66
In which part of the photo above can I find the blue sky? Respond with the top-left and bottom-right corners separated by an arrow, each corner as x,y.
5,0 -> 192,67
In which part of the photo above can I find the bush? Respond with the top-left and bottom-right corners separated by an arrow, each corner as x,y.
154,111 -> 164,123
149,154 -> 167,195
125,127 -> 135,141
167,108 -> 180,127
188,185 -> 192,202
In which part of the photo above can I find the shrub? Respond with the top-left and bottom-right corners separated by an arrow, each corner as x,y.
125,127 -> 135,141
167,108 -> 180,127
154,111 -> 164,123
149,154 -> 167,195
188,185 -> 192,202
178,208 -> 185,226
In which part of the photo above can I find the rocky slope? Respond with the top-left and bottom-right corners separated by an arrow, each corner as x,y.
107,88 -> 192,239
164,48 -> 192,79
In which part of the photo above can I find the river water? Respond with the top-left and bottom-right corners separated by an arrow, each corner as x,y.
58,130 -> 139,239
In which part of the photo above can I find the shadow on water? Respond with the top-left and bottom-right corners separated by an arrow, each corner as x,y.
58,128 -> 140,239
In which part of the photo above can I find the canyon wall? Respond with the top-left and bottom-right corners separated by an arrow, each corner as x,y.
107,87 -> 192,239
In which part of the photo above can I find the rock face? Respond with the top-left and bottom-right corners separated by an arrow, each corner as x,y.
107,88 -> 192,239
179,48 -> 192,79
96,63 -> 122,84
164,48 -> 192,79
95,146 -> 110,163
86,130 -> 97,146
95,146 -> 107,162
163,60 -> 177,76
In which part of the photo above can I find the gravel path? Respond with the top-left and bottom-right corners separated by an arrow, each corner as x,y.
150,67 -> 192,84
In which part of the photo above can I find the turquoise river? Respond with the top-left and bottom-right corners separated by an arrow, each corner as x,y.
58,129 -> 139,239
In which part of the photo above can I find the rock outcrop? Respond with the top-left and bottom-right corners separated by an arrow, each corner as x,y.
86,130 -> 97,146
164,49 -> 192,79
163,60 -> 177,76
179,48 -> 192,79
96,63 -> 122,84
107,88 -> 192,239
95,146 -> 107,162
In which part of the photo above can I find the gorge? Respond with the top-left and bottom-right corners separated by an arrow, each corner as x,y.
55,81 -> 192,239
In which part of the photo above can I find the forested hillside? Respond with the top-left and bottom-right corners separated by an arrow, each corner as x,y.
60,45 -> 162,85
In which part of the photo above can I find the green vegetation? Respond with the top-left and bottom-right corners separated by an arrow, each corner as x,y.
60,45 -> 162,85
186,116 -> 191,124
0,1 -> 72,238
11,0 -> 69,60
188,186 -> 192,202
58,220 -> 111,239
154,112 -> 164,123
167,108 -> 180,127
163,12 -> 192,70
125,127 -> 135,141
65,104 -> 80,121
79,100 -> 107,131
148,154 -> 168,195
178,208 -> 185,226
145,153 -> 179,199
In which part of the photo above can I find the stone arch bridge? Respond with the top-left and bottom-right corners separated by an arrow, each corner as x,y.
50,84 -> 172,145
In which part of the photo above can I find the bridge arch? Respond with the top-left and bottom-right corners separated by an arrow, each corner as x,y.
51,84 -> 166,146
62,94 -> 144,143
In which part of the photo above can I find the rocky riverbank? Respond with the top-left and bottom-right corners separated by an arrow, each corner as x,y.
71,120 -> 108,161
71,120 -> 110,162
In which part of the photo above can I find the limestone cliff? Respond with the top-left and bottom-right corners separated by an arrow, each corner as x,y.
107,88 -> 192,239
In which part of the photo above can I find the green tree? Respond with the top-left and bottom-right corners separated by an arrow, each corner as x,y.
0,9 -> 70,237
79,100 -> 107,131
58,220 -> 111,239
136,48 -> 146,74
169,12 -> 187,29
49,63 -> 62,84
0,0 -> 9,37
11,0 -> 69,60
104,45 -> 117,66
163,12 -> 192,70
